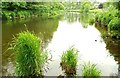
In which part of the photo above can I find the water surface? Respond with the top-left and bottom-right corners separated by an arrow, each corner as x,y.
2,12 -> 120,76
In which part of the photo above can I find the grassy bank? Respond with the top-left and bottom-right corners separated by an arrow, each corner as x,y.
2,10 -> 64,20
2,2 -> 65,20
95,9 -> 120,38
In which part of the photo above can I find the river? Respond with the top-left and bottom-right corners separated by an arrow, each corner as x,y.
2,12 -> 120,76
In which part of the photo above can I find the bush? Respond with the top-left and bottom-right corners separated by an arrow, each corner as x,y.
82,62 -> 101,78
101,12 -> 113,25
108,17 -> 120,37
95,11 -> 103,22
10,12 -> 17,19
17,11 -> 26,18
11,31 -> 48,76
61,47 -> 78,75
2,10 -> 12,20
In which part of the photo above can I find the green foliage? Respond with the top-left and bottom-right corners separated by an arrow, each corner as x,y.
82,62 -> 101,78
80,2 -> 91,13
50,3 -> 65,10
11,31 -> 48,76
101,12 -> 114,25
108,17 -> 120,37
2,10 -> 13,20
95,11 -> 103,22
104,2 -> 120,10
95,3 -> 120,38
61,47 -> 78,68
16,11 -> 31,18
95,8 -> 119,22
89,18 -> 95,25
2,2 -> 27,11
2,2 -> 65,20
2,10 -> 32,20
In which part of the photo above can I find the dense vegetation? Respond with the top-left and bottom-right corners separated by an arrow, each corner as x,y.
10,31 -> 48,76
95,2 -> 120,38
79,1 -> 120,38
3,1 -> 120,77
2,2 -> 65,20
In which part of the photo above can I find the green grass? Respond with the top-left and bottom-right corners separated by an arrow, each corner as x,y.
82,62 -> 101,78
61,47 -> 78,75
10,31 -> 48,76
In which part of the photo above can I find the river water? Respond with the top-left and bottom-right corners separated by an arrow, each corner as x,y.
2,12 -> 120,76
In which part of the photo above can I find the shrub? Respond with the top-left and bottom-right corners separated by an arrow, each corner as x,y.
95,11 -> 103,22
10,12 -> 17,19
82,62 -> 101,78
61,47 -> 78,75
95,10 -> 119,26
101,12 -> 113,25
11,31 -> 48,76
17,11 -> 25,18
2,10 -> 12,20
108,17 -> 120,37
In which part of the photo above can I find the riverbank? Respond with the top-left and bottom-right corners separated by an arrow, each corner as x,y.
2,10 -> 64,20
2,12 -> 120,76
2,2 -> 65,20
95,9 -> 120,39
66,9 -> 102,13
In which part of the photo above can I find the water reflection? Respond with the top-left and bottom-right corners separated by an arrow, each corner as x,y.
64,12 -> 94,28
64,12 -> 80,23
2,12 -> 119,76
2,17 -> 59,76
45,20 -> 118,76
95,25 -> 120,76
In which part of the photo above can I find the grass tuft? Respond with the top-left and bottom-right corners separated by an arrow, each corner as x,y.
10,31 -> 48,76
82,61 -> 101,78
61,47 -> 78,75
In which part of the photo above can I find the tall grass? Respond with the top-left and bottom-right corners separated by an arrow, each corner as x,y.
82,62 -> 101,78
10,31 -> 48,76
61,47 -> 78,75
